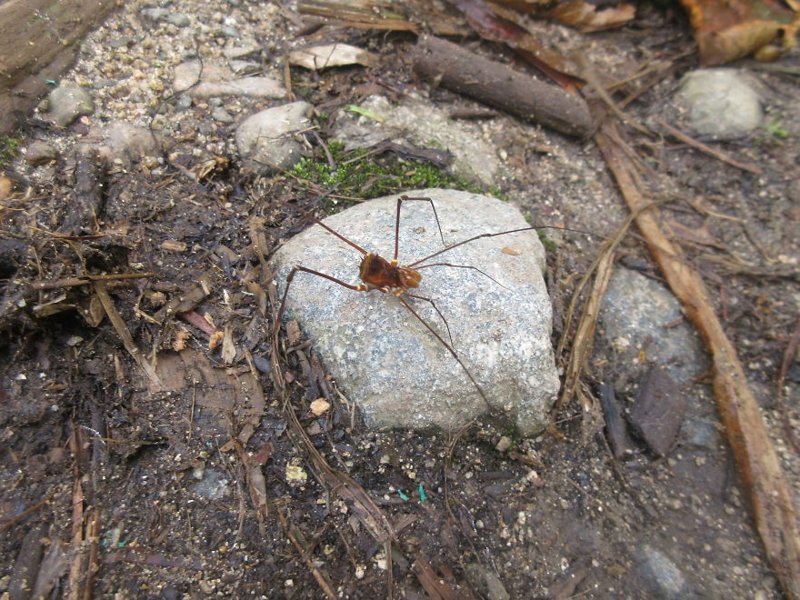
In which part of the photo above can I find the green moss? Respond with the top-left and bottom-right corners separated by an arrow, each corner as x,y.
538,231 -> 557,253
0,136 -> 19,166
289,140 -> 489,203
766,119 -> 789,140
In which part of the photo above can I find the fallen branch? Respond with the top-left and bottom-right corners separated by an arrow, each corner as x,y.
655,118 -> 763,175
596,121 -> 800,600
413,35 -> 592,138
94,281 -> 163,390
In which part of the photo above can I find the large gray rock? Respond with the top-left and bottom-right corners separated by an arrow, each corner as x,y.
270,189 -> 559,435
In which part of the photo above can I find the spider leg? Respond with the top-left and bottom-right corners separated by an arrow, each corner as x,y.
398,296 -> 493,412
274,265 -> 365,340
414,262 -> 509,290
394,195 -> 446,263
405,292 -> 455,348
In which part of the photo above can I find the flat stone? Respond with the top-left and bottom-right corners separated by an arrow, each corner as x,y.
24,140 -> 57,165
235,101 -> 312,174
675,69 -> 762,140
636,545 -> 693,599
270,189 -> 559,435
333,95 -> 500,186
82,121 -> 160,167
44,84 -> 94,127
629,367 -> 686,456
173,60 -> 285,99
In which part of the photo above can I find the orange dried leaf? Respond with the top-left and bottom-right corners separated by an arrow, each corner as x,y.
679,0 -> 799,65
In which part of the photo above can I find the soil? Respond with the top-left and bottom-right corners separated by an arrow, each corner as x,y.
1,2 -> 799,599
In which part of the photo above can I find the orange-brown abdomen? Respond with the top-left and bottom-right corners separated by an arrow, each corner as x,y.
359,253 -> 422,291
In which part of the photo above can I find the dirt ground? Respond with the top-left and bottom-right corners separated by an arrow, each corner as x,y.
1,2 -> 799,599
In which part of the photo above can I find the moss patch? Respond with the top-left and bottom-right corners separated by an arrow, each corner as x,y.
289,140 -> 491,210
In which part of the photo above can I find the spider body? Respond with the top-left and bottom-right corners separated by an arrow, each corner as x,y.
358,253 -> 422,295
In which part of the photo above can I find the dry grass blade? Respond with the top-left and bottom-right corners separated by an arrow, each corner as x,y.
655,118 -> 763,175
94,281 -> 163,390
558,250 -> 614,412
270,280 -> 396,596
596,121 -> 800,600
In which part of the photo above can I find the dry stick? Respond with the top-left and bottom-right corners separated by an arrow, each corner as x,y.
776,317 -> 800,454
655,118 -> 763,175
595,121 -> 800,600
558,250 -> 615,412
271,313 -> 396,598
274,506 -> 337,600
94,282 -> 163,390
31,271 -> 155,290
413,35 -> 592,138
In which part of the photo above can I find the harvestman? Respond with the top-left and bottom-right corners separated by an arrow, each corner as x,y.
274,195 -> 550,411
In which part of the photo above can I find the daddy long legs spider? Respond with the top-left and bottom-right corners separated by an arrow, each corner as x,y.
271,190 -> 560,434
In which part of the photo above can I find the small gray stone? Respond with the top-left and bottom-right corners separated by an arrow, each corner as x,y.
224,46 -> 260,60
24,140 -> 58,165
140,7 -> 168,22
176,94 -> 193,110
190,468 -> 230,501
636,545 -> 693,599
675,69 -> 762,140
211,107 -> 234,123
466,563 -> 510,600
681,418 -> 720,450
235,101 -> 312,174
220,26 -> 239,38
269,189 -> 559,435
165,13 -> 190,27
44,85 -> 94,127
173,60 -> 284,99
83,122 -> 160,167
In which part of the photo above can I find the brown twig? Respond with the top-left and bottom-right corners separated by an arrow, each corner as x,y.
776,317 -> 800,454
596,121 -> 800,600
94,281 -> 163,390
655,118 -> 763,175
31,272 -> 155,290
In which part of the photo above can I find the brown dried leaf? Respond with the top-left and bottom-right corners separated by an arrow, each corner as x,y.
679,0 -> 799,65
208,330 -> 224,351
289,43 -> 378,70
160,240 -> 187,252
221,325 -> 236,365
545,0 -> 636,32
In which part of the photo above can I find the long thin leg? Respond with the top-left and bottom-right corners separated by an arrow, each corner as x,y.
394,195 -> 446,263
415,262 -> 508,290
274,265 -> 365,339
398,296 -> 493,412
406,292 -> 455,347
409,224 -> 602,268
313,219 -> 369,256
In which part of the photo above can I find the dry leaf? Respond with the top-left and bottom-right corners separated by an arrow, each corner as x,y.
310,398 -> 331,416
289,43 -> 378,70
172,328 -> 191,351
501,246 -> 522,255
208,330 -> 224,350
161,240 -> 188,252
545,1 -> 636,33
679,0 -> 799,65
221,325 -> 236,365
